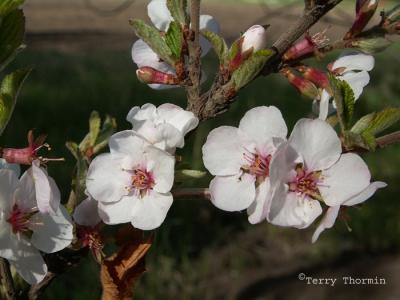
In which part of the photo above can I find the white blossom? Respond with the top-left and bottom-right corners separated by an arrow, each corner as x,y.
202,106 -> 287,224
241,25 -> 267,53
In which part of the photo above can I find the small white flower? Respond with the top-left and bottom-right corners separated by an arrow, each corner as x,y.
126,103 -> 199,153
316,52 -> 375,120
202,106 -> 287,224
0,169 -> 73,284
241,25 -> 267,53
132,0 -> 219,89
268,118 -> 386,239
86,130 -> 175,230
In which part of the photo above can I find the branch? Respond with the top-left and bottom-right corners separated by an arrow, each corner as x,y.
186,0 -> 202,111
0,258 -> 16,300
172,188 -> 210,199
28,273 -> 56,300
376,131 -> 400,148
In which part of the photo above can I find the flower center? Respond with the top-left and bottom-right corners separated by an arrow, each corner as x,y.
243,150 -> 271,179
131,168 -> 155,196
288,164 -> 323,200
6,204 -> 37,234
77,225 -> 104,263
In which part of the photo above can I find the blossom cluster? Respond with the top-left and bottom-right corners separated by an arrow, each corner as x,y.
202,106 -> 386,242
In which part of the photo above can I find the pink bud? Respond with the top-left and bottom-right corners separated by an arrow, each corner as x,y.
241,25 -> 268,53
297,66 -> 330,89
136,67 -> 179,85
345,0 -> 379,39
283,32 -> 328,61
282,69 -> 319,99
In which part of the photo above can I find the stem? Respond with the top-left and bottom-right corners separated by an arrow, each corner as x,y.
172,188 -> 210,199
0,258 -> 16,300
28,272 -> 56,300
376,131 -> 400,148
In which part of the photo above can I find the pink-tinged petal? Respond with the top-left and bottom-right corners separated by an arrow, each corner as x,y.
145,146 -> 175,193
269,192 -> 322,229
340,70 -> 370,100
199,15 -> 220,56
239,106 -> 287,147
209,173 -> 256,212
289,118 -> 341,171
30,206 -> 73,253
147,0 -> 172,31
98,196 -> 137,225
31,161 -> 60,214
202,126 -> 247,176
9,243 -> 47,285
247,179 -> 271,224
73,196 -> 101,227
131,191 -> 173,230
343,181 -> 387,206
157,103 -> 199,136
109,130 -> 148,157
86,153 -> 132,203
0,158 -> 20,177
332,52 -> 374,72
311,205 -> 340,243
0,169 -> 19,212
318,89 -> 331,120
320,153 -> 371,207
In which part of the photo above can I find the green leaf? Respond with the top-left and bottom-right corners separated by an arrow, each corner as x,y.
351,113 -> 376,134
175,169 -> 206,182
329,75 -> 355,131
361,131 -> 377,151
92,115 -> 117,155
167,0 -> 187,25
0,9 -> 25,72
79,111 -> 101,152
0,68 -> 31,135
130,19 -> 175,66
201,30 -> 228,62
66,141 -> 88,203
165,21 -> 183,60
230,49 -> 274,90
0,0 -> 24,18
364,108 -> 400,136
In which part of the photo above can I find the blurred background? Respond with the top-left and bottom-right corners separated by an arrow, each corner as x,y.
2,0 -> 400,299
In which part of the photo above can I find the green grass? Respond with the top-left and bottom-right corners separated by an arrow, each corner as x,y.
2,43 -> 400,299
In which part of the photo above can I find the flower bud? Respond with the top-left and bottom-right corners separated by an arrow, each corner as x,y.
136,67 -> 179,85
241,25 -> 268,54
283,32 -> 328,61
351,36 -> 391,54
297,66 -> 330,89
345,0 -> 379,39
282,69 -> 319,99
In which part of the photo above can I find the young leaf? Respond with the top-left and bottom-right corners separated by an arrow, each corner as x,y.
0,67 -> 31,135
201,30 -> 228,62
175,169 -> 206,182
364,108 -> 400,136
0,0 -> 24,18
329,75 -> 355,131
92,115 -> 117,155
130,19 -> 175,66
351,112 -> 375,134
167,0 -> 187,25
230,49 -> 274,90
0,9 -> 25,72
165,21 -> 183,60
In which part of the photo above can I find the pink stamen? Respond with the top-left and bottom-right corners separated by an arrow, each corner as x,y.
242,148 -> 272,179
6,204 -> 37,234
288,164 -> 323,200
124,167 -> 155,197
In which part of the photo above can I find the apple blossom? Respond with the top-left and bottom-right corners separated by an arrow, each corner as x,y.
202,106 -> 287,224
0,168 -> 73,284
126,103 -> 199,153
316,52 -> 375,119
132,0 -> 219,89
268,118 -> 386,240
86,130 -> 175,230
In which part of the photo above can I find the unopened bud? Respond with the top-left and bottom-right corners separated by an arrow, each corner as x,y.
297,66 -> 330,89
345,0 -> 379,39
283,32 -> 328,61
241,25 -> 268,54
282,69 -> 319,99
351,36 -> 391,54
136,67 -> 179,85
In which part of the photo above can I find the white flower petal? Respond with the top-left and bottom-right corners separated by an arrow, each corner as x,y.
131,191 -> 173,230
147,0 -> 173,31
9,243 -> 47,285
30,206 -> 73,253
343,181 -> 387,206
269,192 -> 322,229
73,196 -> 101,227
86,153 -> 132,203
238,106 -> 287,147
0,220 -> 22,261
340,71 -> 370,100
209,173 -> 256,212
145,146 -> 175,193
311,205 -> 340,243
241,25 -> 267,53
320,153 -> 371,207
247,179 -> 271,224
157,103 -> 199,136
289,118 -> 341,171
199,14 -> 220,56
109,130 -> 148,157
318,89 -> 331,120
126,103 -> 157,126
14,169 -> 37,211
332,52 -> 375,72
202,126 -> 246,176
98,196 -> 137,225
0,169 -> 19,212
0,158 -> 20,177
